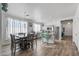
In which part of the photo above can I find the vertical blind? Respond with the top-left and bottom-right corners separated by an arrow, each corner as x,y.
7,17 -> 27,38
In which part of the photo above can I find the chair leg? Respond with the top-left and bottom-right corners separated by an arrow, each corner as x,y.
31,41 -> 33,50
35,40 -> 37,54
11,44 -> 13,56
13,44 -> 16,56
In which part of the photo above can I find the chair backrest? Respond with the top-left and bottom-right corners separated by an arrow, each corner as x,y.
10,34 -> 15,43
18,33 -> 26,37
27,34 -> 33,40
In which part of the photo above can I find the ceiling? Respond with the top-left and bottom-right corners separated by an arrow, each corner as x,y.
7,3 -> 78,25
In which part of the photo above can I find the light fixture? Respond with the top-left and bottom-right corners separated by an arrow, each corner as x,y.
1,3 -> 8,12
24,7 -> 29,17
68,22 -> 71,24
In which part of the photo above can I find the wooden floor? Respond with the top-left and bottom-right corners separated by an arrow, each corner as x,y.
1,36 -> 79,56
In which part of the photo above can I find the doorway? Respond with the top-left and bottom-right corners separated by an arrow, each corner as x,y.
61,19 -> 73,40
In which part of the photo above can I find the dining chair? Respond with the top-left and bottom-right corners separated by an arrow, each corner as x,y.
10,34 -> 21,56
26,34 -> 34,50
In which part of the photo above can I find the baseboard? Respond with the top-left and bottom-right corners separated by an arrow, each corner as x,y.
73,40 -> 79,51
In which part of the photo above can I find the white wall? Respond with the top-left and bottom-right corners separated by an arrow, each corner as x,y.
73,16 -> 79,51
0,4 -> 1,55
0,3 -> 2,55
73,5 -> 79,51
1,12 -> 10,45
0,13 -> 1,55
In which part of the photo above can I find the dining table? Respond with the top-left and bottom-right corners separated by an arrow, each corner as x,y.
15,34 -> 37,50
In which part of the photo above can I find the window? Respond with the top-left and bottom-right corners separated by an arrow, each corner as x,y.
7,17 -> 27,38
33,23 -> 41,33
